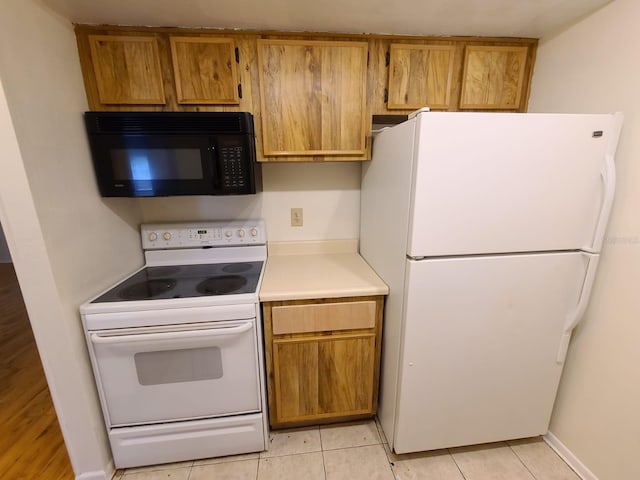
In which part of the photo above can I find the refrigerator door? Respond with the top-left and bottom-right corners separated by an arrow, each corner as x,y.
393,252 -> 587,453
407,112 -> 620,257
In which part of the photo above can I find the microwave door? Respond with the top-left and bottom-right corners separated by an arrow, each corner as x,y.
90,134 -> 215,197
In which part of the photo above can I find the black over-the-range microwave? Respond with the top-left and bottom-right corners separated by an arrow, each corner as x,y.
84,111 -> 261,197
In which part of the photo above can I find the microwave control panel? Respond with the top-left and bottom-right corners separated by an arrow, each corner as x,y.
219,146 -> 247,189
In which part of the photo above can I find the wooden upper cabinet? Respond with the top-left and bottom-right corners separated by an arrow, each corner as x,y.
257,39 -> 368,157
459,45 -> 528,110
170,37 -> 240,104
77,26 -> 536,122
88,35 -> 166,105
387,44 -> 455,110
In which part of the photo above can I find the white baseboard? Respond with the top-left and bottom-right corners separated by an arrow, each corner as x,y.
544,431 -> 598,480
75,461 -> 115,480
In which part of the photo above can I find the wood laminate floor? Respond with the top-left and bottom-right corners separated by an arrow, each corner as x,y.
0,263 -> 74,479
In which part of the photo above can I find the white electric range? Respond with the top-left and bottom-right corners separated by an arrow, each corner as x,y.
80,220 -> 268,469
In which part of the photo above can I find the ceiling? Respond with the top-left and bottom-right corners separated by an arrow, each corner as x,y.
40,0 -> 612,38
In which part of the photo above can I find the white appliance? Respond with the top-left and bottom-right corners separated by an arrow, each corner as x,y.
359,110 -> 623,454
80,220 -> 268,469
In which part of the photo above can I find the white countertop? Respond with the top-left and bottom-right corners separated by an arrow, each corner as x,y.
259,240 -> 389,302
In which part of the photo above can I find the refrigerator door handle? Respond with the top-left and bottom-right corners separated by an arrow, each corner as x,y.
557,253 -> 600,363
583,153 -> 616,254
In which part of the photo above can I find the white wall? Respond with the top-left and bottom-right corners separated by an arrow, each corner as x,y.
529,0 -> 640,478
0,1 -> 144,478
140,162 -> 362,242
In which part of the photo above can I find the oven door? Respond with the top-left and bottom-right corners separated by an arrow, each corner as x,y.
89,319 -> 261,427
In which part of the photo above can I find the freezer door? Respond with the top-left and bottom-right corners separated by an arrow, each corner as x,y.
408,112 -> 620,257
393,252 -> 587,453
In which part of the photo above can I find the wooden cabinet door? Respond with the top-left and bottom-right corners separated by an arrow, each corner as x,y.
257,39 -> 368,157
170,37 -> 240,104
272,333 -> 376,424
459,45 -> 528,110
387,44 -> 455,110
88,35 -> 165,105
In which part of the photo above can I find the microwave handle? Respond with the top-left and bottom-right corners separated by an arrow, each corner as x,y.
208,145 -> 222,190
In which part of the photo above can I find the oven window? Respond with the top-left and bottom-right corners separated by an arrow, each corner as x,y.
134,347 -> 223,385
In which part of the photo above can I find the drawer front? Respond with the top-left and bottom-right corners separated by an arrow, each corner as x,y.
271,301 -> 376,335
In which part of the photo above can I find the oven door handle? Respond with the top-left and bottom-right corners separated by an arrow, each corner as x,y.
90,322 -> 253,345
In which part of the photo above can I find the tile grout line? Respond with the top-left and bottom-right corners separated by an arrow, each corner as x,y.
382,444 -> 397,479
193,457 -> 258,466
321,450 -> 328,480
321,439 -> 384,453
319,426 -> 328,480
374,417 -> 401,478
447,448 -> 469,480
507,442 -> 538,480
257,455 -> 263,480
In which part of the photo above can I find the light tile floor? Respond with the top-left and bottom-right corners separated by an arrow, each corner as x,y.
113,419 -> 580,480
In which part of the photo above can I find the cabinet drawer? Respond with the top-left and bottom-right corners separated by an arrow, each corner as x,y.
271,301 -> 376,335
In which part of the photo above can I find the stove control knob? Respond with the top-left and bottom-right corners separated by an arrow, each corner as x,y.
250,228 -> 258,237
237,229 -> 245,238
148,232 -> 158,242
225,230 -> 233,238
163,232 -> 172,241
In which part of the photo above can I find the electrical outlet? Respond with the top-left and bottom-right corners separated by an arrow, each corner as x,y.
290,208 -> 303,227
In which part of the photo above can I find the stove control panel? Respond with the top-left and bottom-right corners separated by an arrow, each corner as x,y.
141,220 -> 266,250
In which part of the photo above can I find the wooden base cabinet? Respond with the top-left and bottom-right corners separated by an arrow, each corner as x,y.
262,296 -> 384,428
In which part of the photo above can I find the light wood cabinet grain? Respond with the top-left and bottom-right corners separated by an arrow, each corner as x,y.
271,300 -> 376,334
88,34 -> 166,105
460,45 -> 529,110
263,296 -> 384,428
387,44 -> 455,110
273,333 -> 375,422
75,26 -> 538,160
170,36 -> 240,104
257,39 -> 368,157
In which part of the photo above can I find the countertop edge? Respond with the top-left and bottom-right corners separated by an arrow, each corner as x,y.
259,285 -> 389,303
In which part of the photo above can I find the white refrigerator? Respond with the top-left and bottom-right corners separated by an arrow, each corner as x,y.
359,110 -> 623,454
